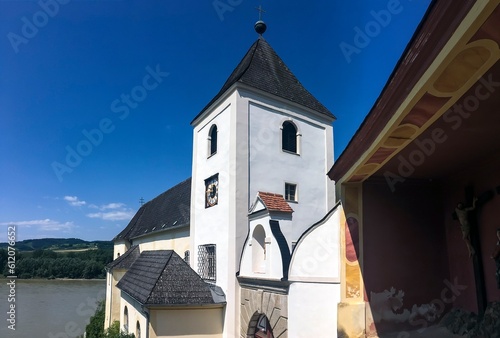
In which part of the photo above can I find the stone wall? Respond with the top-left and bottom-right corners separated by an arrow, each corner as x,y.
240,287 -> 288,338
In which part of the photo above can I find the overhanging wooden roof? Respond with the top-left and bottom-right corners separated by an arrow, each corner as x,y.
328,0 -> 500,183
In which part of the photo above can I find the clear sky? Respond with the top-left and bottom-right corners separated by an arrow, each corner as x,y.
0,0 -> 432,242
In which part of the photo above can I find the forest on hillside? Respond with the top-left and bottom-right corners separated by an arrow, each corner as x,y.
0,247 -> 113,279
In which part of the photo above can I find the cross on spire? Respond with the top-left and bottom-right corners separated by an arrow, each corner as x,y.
139,197 -> 145,206
256,4 -> 266,21
254,1 -> 267,35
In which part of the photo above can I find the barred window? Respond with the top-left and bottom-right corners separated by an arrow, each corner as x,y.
198,244 -> 216,282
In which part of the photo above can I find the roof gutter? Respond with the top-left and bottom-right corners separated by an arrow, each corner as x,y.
128,223 -> 189,241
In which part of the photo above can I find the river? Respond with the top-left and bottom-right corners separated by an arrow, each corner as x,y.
0,279 -> 106,338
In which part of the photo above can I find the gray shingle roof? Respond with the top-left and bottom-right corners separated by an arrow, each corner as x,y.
106,245 -> 140,270
116,250 -> 225,306
114,178 -> 191,241
192,37 -> 334,124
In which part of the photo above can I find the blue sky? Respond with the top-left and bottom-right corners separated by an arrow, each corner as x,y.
0,0 -> 432,242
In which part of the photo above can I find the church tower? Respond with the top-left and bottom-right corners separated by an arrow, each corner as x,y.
190,20 -> 335,337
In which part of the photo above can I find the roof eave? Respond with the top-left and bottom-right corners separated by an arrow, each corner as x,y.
328,0 -> 477,183
129,223 -> 189,241
191,84 -> 238,127
237,83 -> 336,123
145,302 -> 226,309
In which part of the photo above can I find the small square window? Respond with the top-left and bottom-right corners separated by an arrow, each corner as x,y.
285,183 -> 297,202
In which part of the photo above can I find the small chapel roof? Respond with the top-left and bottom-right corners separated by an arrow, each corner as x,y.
257,192 -> 294,213
192,37 -> 334,124
106,245 -> 140,270
114,178 -> 191,241
116,250 -> 225,306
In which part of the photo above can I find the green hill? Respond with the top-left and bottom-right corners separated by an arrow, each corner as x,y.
0,238 -> 113,251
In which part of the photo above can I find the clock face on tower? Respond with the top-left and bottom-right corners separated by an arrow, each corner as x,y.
205,174 -> 219,208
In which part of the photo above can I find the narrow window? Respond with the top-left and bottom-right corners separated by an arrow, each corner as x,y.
136,321 -> 141,338
184,250 -> 190,265
282,121 -> 297,153
198,244 -> 216,282
285,183 -> 297,202
123,306 -> 129,333
208,125 -> 218,156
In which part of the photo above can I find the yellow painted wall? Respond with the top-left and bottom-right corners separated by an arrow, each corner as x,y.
149,308 -> 224,338
105,269 -> 127,329
121,294 -> 148,338
133,227 -> 190,260
113,241 -> 129,260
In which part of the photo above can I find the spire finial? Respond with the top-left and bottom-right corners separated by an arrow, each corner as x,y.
254,2 -> 267,35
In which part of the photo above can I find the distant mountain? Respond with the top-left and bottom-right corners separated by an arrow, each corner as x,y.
0,238 -> 113,251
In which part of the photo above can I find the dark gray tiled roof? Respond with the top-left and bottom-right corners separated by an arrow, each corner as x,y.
192,37 -> 334,123
106,245 -> 140,270
116,250 -> 225,306
114,178 -> 191,241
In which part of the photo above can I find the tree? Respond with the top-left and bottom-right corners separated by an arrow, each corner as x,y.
85,300 -> 105,338
85,301 -> 135,338
105,321 -> 135,338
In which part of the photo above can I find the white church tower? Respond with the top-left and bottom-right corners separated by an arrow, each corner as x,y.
190,20 -> 335,338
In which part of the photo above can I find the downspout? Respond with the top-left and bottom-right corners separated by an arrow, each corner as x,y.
142,306 -> 150,338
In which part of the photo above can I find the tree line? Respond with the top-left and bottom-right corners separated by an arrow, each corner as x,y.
0,248 -> 113,279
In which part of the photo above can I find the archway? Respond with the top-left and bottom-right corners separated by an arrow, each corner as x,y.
247,313 -> 274,338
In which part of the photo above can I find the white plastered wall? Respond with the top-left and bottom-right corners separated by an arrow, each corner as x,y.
191,90 -> 245,338
239,213 -> 288,280
288,204 -> 343,337
244,90 -> 335,245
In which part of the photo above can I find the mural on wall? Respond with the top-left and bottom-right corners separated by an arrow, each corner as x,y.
370,288 -> 440,329
345,216 -> 361,299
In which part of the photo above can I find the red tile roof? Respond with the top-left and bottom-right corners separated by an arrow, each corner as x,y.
258,192 -> 294,213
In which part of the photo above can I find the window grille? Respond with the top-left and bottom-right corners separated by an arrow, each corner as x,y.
198,244 -> 216,282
